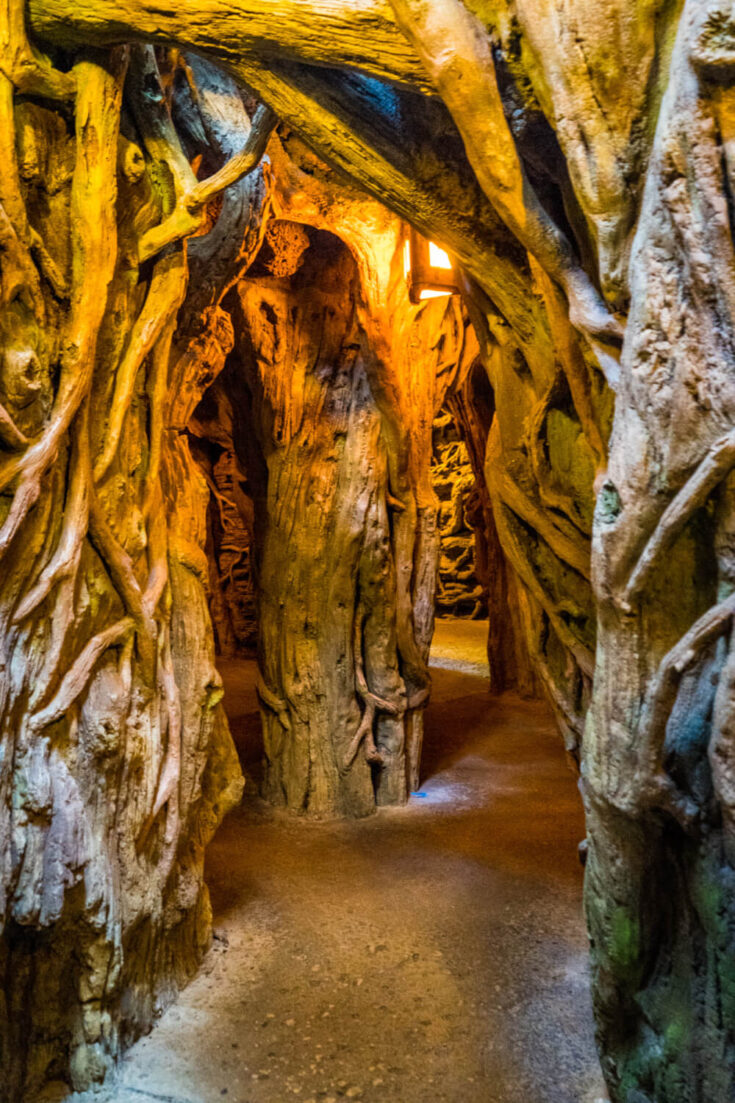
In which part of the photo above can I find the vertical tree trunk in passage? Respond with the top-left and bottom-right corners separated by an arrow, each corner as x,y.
228,220 -> 475,816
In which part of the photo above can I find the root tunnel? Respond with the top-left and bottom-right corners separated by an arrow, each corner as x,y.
2,4 -> 735,1102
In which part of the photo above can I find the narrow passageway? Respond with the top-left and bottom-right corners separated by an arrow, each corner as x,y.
101,647 -> 606,1103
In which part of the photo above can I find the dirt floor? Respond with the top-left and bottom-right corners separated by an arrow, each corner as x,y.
429,616 -> 491,678
73,628 -> 608,1103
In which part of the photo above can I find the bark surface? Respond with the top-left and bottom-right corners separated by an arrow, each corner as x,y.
0,37 -> 272,1098
228,215 -> 475,814
2,1 -> 734,1100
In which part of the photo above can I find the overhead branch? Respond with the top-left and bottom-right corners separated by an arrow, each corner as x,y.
387,0 -> 622,350
28,0 -> 431,94
27,0 -> 553,352
237,59 -> 550,354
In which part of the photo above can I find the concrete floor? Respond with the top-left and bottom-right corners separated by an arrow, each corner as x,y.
74,642 -> 608,1103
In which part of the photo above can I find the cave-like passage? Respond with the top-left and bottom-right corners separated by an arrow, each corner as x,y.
104,653 -> 606,1103
10,4 -> 735,1099
134,287 -> 606,1102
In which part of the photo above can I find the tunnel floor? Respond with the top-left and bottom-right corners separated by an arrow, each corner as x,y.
85,631 -> 607,1103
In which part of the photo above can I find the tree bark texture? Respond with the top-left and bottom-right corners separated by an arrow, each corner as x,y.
226,215 -> 476,815
583,3 -> 735,1097
0,36 -> 273,1098
6,1 -> 735,1100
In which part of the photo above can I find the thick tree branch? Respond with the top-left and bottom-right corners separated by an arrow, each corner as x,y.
28,0 -> 431,93
387,0 -> 622,349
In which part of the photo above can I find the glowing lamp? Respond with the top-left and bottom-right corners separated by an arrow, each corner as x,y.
404,227 -> 459,304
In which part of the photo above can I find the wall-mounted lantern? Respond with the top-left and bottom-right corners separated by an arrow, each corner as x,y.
403,227 -> 459,304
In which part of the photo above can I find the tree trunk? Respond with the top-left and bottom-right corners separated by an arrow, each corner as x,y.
0,40 -> 271,1098
585,4 -> 735,1096
225,208 -> 474,815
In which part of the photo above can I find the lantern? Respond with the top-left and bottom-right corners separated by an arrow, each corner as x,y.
404,226 -> 459,304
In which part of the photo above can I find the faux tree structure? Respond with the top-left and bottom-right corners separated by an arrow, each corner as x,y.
0,25 -> 276,1098
0,1 -> 734,1101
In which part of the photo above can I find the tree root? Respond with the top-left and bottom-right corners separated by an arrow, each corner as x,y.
342,616 -> 403,772
13,402 -> 90,622
636,590 -> 735,829
29,617 -> 134,733
94,252 -> 187,482
0,402 -> 28,451
0,51 -> 127,559
88,497 -> 157,680
137,623 -> 182,852
623,428 -> 735,608
256,674 -> 292,733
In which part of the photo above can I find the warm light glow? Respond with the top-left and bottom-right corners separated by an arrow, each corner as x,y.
419,288 -> 452,300
404,238 -> 411,278
428,241 -> 452,270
